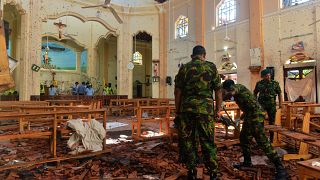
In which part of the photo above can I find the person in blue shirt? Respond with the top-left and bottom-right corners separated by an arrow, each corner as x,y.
72,82 -> 79,95
77,82 -> 86,95
86,85 -> 94,96
49,85 -> 56,96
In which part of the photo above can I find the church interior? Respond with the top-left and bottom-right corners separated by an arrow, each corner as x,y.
1,0 -> 320,179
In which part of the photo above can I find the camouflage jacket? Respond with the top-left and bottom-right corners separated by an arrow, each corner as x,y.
254,79 -> 281,106
174,59 -> 221,115
231,84 -> 265,121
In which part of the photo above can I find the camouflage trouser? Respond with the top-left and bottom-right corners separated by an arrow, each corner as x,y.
261,103 -> 276,140
175,113 -> 218,174
263,104 -> 276,125
240,116 -> 281,165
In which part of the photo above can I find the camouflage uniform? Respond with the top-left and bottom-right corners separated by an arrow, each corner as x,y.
254,79 -> 281,140
231,84 -> 282,166
254,79 -> 281,125
174,59 -> 221,174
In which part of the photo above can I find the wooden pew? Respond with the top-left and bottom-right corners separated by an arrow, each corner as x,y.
131,105 -> 173,141
0,109 -> 107,162
0,101 -> 49,106
285,102 -> 318,129
267,111 -> 320,160
297,158 -> 320,180
220,106 -> 241,139
108,98 -> 175,116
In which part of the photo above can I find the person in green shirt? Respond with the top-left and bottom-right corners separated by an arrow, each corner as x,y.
103,83 -> 114,95
254,69 -> 282,141
222,80 -> 288,180
174,45 -> 222,180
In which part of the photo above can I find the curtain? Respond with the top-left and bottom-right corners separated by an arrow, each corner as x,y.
285,71 -> 316,102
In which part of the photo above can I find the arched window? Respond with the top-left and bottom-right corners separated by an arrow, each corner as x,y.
217,0 -> 236,26
175,15 -> 189,38
283,0 -> 310,7
133,51 -> 143,65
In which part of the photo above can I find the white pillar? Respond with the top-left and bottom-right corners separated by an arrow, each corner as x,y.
19,0 -> 42,100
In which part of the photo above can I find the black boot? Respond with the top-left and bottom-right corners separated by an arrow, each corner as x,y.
274,163 -> 288,180
234,154 -> 253,169
209,172 -> 217,180
187,169 -> 197,180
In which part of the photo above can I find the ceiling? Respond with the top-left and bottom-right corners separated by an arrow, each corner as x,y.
80,0 -> 167,7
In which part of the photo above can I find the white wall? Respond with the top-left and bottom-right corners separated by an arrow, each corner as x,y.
166,0 -> 320,101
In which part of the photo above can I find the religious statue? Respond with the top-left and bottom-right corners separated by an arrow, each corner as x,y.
54,20 -> 67,39
43,50 -> 49,64
153,62 -> 159,77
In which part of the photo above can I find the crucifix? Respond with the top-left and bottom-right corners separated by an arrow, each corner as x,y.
53,20 -> 67,39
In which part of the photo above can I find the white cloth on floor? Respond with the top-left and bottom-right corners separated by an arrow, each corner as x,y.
67,119 -> 106,154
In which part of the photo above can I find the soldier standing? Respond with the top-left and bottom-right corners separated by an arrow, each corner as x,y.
254,69 -> 282,140
174,45 -> 222,180
222,80 -> 288,179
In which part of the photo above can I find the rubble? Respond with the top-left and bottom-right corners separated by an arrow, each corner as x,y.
0,120 -> 302,179
0,136 -> 300,180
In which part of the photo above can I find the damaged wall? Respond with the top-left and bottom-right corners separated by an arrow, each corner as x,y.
166,0 -> 320,101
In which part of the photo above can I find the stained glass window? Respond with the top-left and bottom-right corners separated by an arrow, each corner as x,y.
175,16 -> 189,38
217,0 -> 236,26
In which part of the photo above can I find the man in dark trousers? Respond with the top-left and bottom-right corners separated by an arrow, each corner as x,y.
174,45 -> 222,180
254,69 -> 282,140
222,80 -> 288,180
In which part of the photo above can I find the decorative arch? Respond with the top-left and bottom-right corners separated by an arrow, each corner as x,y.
133,30 -> 153,37
45,11 -> 117,33
94,32 -> 118,48
3,1 -> 26,14
42,34 -> 86,50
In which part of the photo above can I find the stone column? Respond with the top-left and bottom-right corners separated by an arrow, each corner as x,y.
195,0 -> 205,45
19,0 -> 42,100
249,0 -> 264,90
117,8 -> 132,97
76,51 -> 81,73
158,5 -> 167,98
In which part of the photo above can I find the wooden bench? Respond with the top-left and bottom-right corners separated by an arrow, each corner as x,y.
285,102 -> 319,129
297,158 -> 320,180
109,98 -> 174,116
0,101 -> 49,106
0,109 -> 107,169
220,106 -> 242,139
266,111 -> 320,160
0,105 -> 94,131
131,105 -> 173,141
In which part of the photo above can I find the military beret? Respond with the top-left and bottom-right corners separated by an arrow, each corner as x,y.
260,69 -> 270,77
222,79 -> 235,90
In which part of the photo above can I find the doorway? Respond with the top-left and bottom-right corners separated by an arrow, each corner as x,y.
96,35 -> 118,94
132,32 -> 152,98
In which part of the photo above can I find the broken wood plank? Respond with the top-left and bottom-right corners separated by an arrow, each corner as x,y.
165,169 -> 187,180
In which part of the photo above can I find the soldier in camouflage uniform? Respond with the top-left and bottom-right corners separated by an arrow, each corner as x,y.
174,45 -> 222,180
222,80 -> 288,180
254,69 -> 282,141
